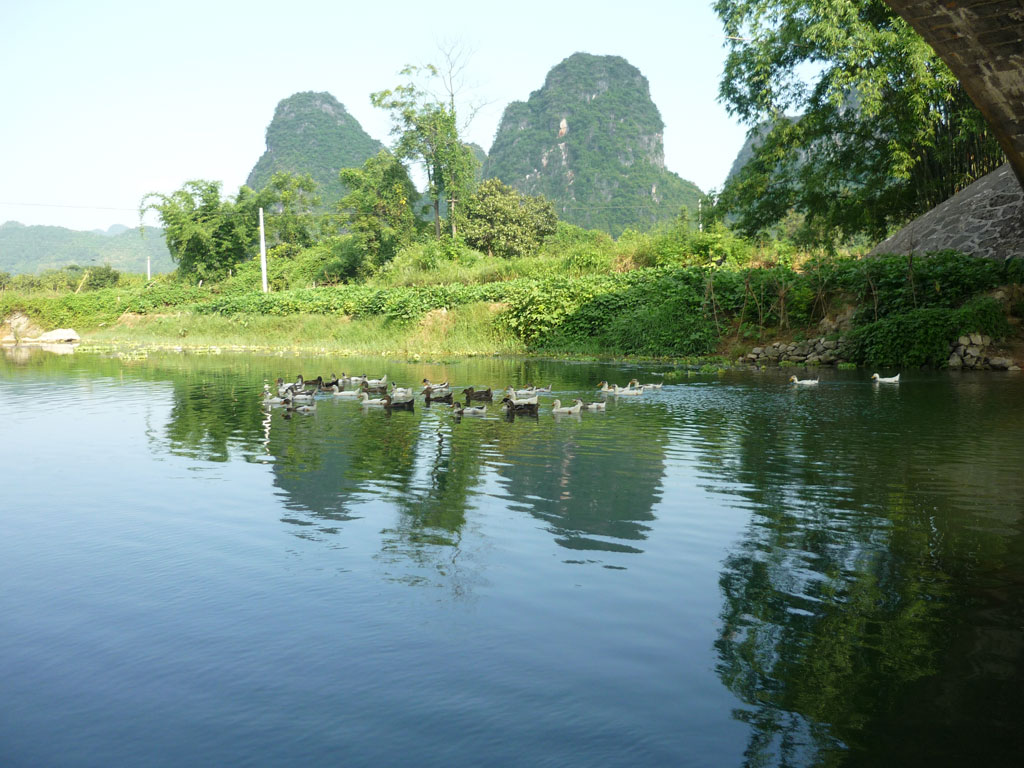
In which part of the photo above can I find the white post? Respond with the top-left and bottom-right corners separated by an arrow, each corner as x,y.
259,207 -> 268,293
698,199 -> 703,232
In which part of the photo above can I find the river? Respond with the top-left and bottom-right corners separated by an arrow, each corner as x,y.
1,349 -> 1021,766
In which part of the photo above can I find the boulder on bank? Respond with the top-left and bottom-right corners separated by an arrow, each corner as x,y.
35,328 -> 80,343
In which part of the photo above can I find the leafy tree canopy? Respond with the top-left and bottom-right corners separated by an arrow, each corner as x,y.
140,173 -> 320,281
715,0 -> 1005,246
371,64 -> 479,238
461,178 -> 557,259
338,150 -> 419,269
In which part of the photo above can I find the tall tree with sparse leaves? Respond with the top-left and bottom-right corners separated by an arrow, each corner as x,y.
371,64 -> 478,239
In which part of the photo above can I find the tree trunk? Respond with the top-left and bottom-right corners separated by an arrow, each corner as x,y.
433,197 -> 441,238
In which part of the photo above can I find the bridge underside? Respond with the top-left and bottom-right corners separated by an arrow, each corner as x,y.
885,1 -> 1024,189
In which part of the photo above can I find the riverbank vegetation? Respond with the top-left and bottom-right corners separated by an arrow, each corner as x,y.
4,226 -> 1022,367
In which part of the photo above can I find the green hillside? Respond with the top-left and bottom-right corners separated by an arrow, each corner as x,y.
484,53 -> 703,237
246,91 -> 384,206
0,222 -> 173,275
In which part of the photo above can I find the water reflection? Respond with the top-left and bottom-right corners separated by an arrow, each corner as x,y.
706,375 -> 1024,765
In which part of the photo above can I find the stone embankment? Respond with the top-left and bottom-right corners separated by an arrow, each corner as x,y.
741,332 -> 1020,370
742,336 -> 854,366
947,334 -> 1020,371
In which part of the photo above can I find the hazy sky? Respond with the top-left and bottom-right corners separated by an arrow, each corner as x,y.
0,0 -> 751,231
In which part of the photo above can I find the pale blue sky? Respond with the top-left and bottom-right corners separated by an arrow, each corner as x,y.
0,0 -> 751,231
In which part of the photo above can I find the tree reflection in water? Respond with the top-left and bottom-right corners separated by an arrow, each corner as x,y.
706,381 -> 1024,766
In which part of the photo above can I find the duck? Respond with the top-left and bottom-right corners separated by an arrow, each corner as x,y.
871,373 -> 900,384
551,398 -> 583,414
613,384 -> 644,395
422,387 -> 454,404
629,378 -> 662,390
275,377 -> 298,397
596,381 -> 616,393
319,375 -> 341,392
358,391 -> 388,406
503,388 -> 539,406
330,386 -> 362,398
421,378 -> 451,395
390,382 -> 415,401
789,375 -> 819,386
288,388 -> 316,403
262,385 -> 287,405
500,396 -> 539,414
584,400 -> 606,411
284,398 -> 316,414
529,384 -> 553,393
382,394 -> 414,411
452,401 -> 487,416
508,385 -> 537,397
461,386 -> 493,402
359,374 -> 387,388
360,380 -> 388,395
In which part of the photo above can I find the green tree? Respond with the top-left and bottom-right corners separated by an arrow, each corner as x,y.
461,179 -> 557,259
715,0 -> 1005,245
371,65 -> 479,239
261,171 -> 321,247
141,180 -> 258,281
338,150 -> 419,269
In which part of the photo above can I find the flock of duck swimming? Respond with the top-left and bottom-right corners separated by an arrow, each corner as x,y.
262,370 -> 901,417
261,374 -> 666,417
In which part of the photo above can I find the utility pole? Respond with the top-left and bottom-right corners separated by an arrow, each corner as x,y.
259,207 -> 268,293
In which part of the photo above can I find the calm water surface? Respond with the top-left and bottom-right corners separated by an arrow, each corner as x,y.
1,349 -> 1022,767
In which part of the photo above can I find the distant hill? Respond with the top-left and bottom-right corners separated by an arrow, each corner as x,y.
246,91 -> 384,207
484,53 -> 703,237
0,222 -> 173,275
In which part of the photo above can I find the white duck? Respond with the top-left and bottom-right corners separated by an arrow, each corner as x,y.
390,382 -> 415,402
503,389 -> 539,406
421,378 -> 450,395
789,375 -> 819,386
551,398 -> 583,414
614,383 -> 644,395
330,385 -> 361,398
871,373 -> 900,384
358,391 -> 388,406
453,401 -> 487,416
629,378 -> 662,390
597,380 -> 615,393
263,385 -> 287,405
584,401 -> 606,411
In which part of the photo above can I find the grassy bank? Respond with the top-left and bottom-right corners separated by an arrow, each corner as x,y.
3,252 -> 1023,367
80,302 -> 525,359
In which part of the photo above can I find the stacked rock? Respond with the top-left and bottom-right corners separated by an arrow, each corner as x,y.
743,336 -> 854,366
948,333 -> 1020,370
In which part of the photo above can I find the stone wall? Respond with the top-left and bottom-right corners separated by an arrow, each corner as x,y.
870,164 -> 1024,259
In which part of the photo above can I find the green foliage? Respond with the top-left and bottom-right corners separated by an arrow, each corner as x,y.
848,298 -> 1009,367
338,150 -> 419,268
372,65 -> 478,238
461,179 -> 557,259
484,53 -> 703,237
246,92 -> 383,207
83,265 -> 121,290
716,0 -> 1005,245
